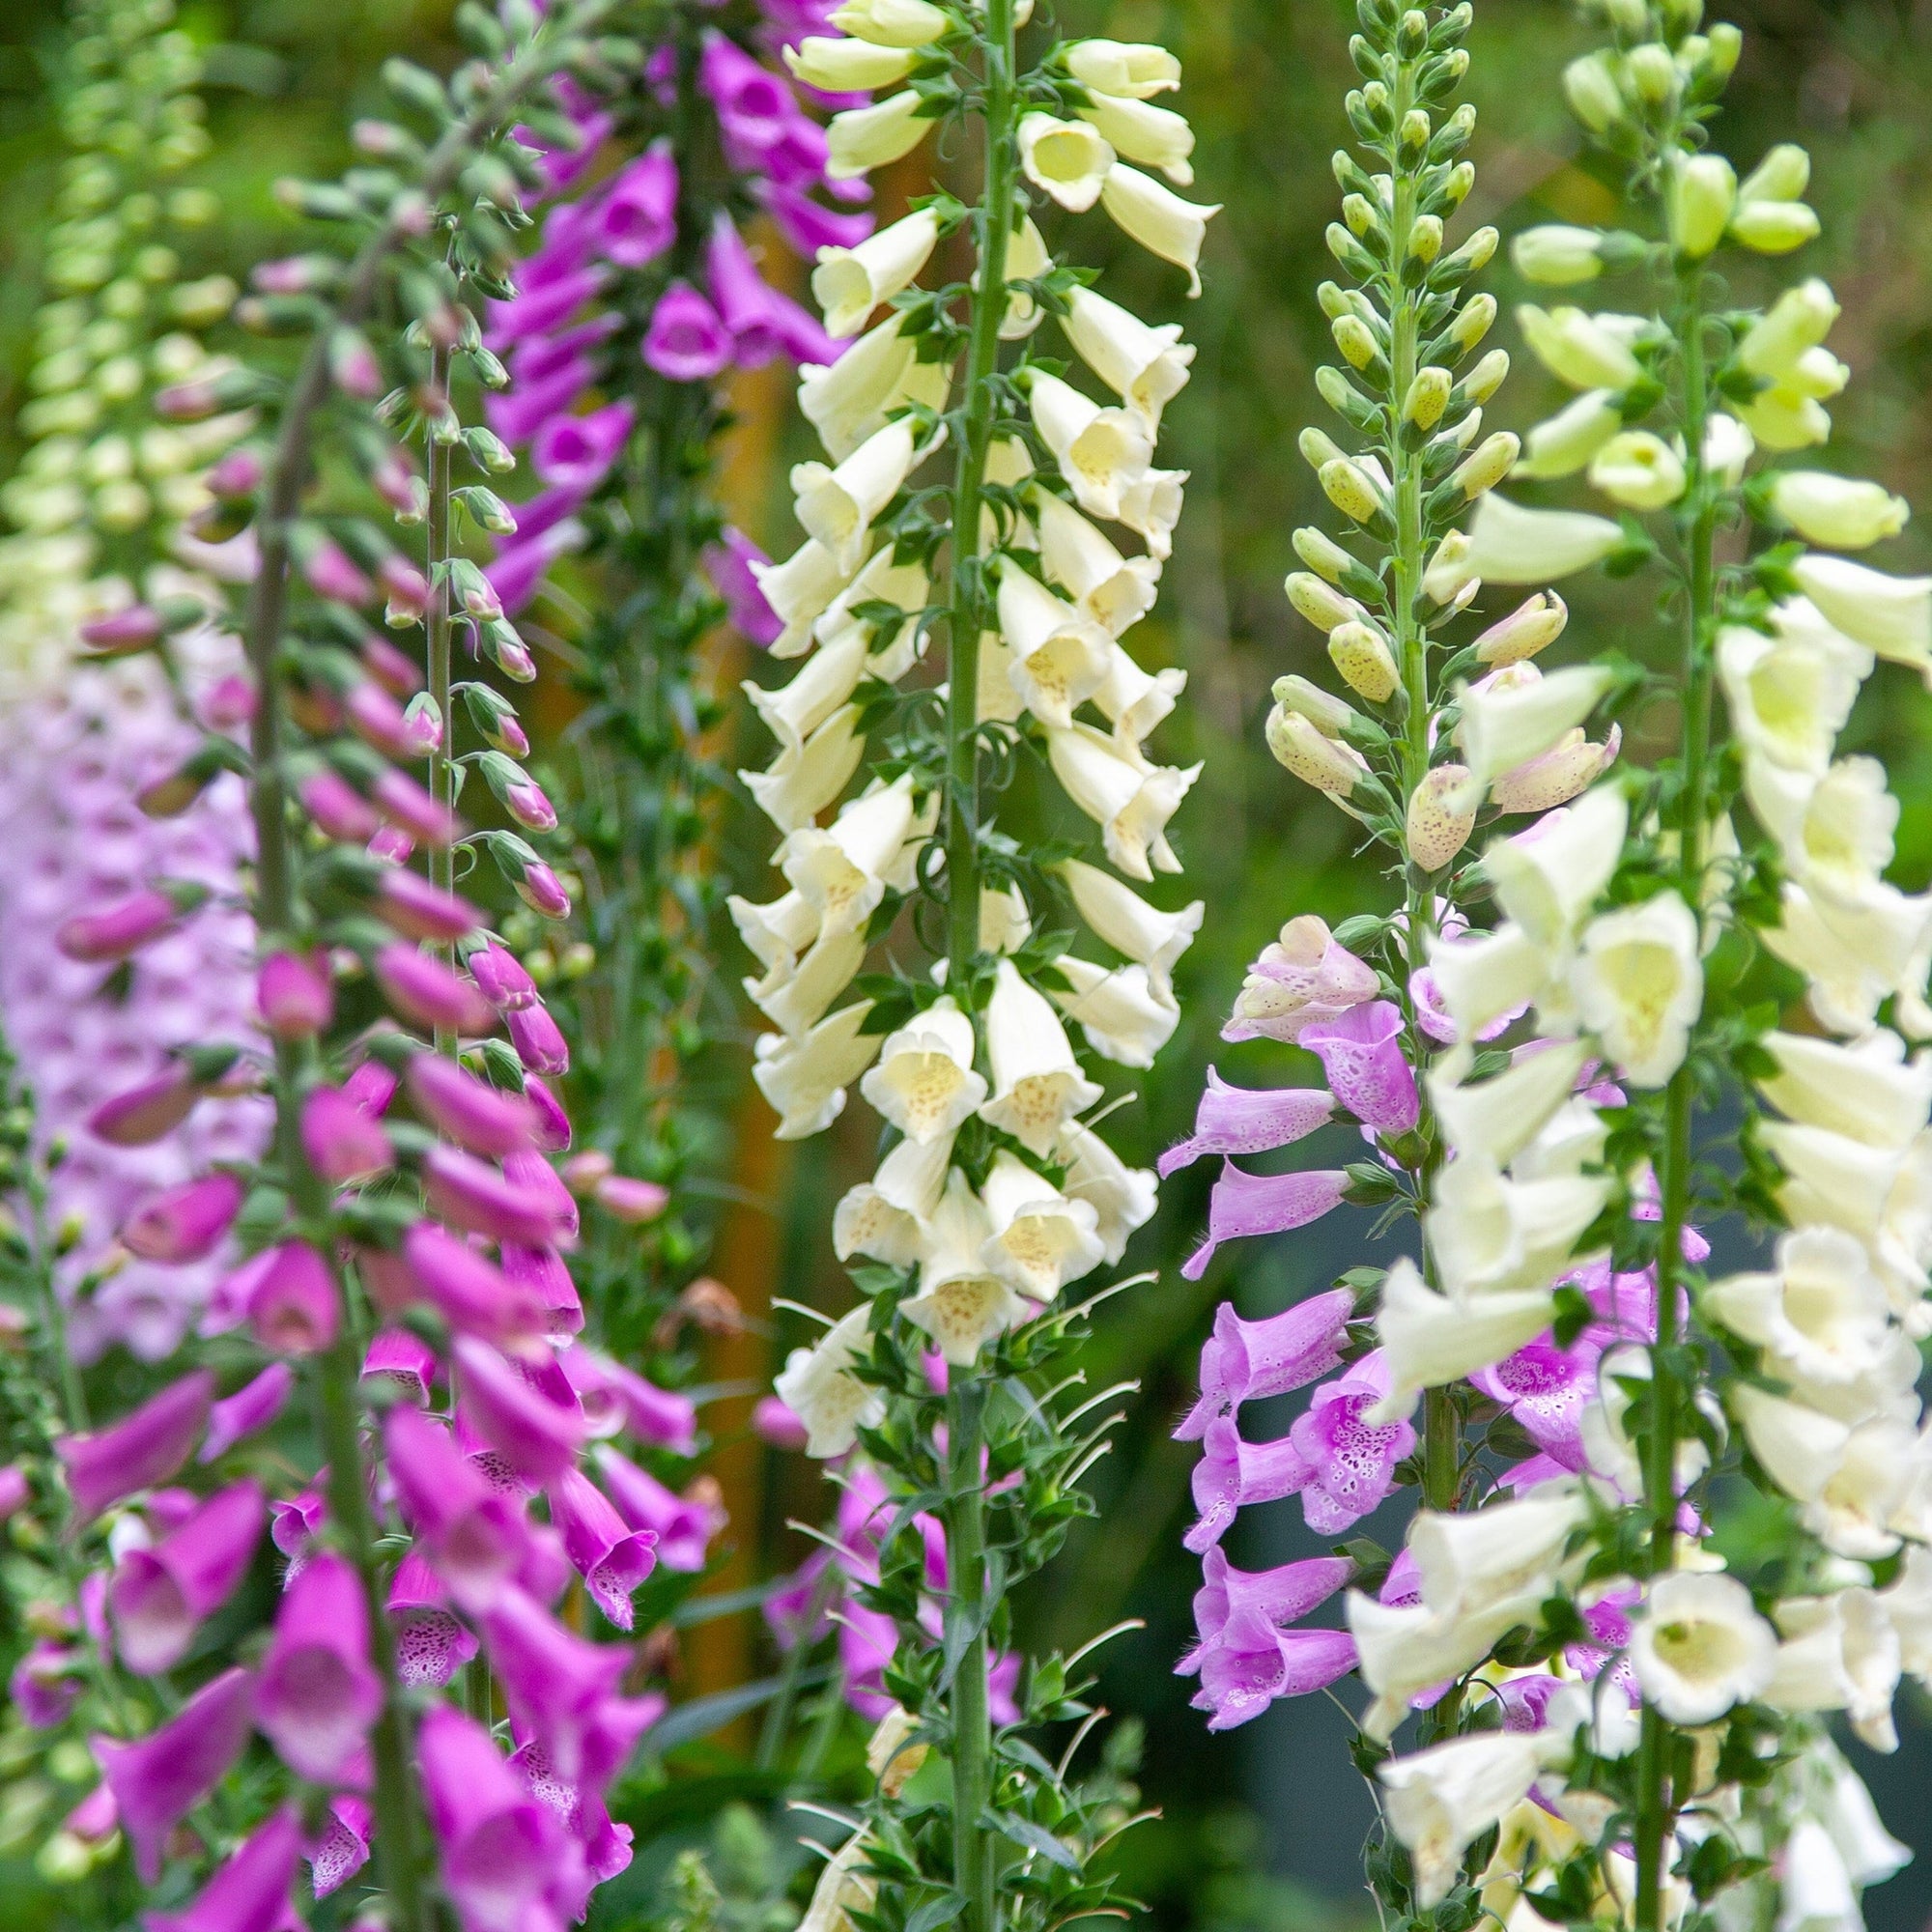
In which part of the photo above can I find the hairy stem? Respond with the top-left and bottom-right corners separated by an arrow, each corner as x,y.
945,1375 -> 996,1932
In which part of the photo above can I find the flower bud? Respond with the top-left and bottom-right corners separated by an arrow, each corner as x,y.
1406,765 -> 1478,871
401,694 -> 443,757
463,685 -> 529,757
1286,571 -> 1360,633
1422,530 -> 1478,607
247,1242 -> 340,1355
507,1004 -> 570,1077
372,770 -> 459,848
1704,22 -> 1742,79
1329,621 -> 1400,702
1404,367 -> 1452,429
1293,526 -> 1360,586
1488,724 -> 1621,813
468,943 -> 539,1012
1770,472 -> 1911,550
122,1173 -> 243,1264
1447,293 -> 1495,355
1562,52 -> 1627,133
593,1176 -> 670,1224
1460,349 -> 1510,405
1453,432 -> 1520,500
258,952 -> 334,1039
514,862 -> 572,921
1729,200 -> 1821,254
1299,426 -> 1349,470
88,1066 -> 204,1148
1739,143 -> 1810,207
375,870 -> 484,944
1473,592 -> 1568,667
1511,224 -> 1605,287
405,1054 -> 536,1160
1587,430 -> 1687,509
1668,155 -> 1736,260
1515,390 -> 1622,480
1406,214 -> 1443,265
1333,314 -> 1380,371
1626,43 -> 1678,106
1271,674 -> 1361,739
1320,458 -> 1384,526
57,884 -> 203,963
373,944 -> 496,1036
361,635 -> 423,700
1267,706 -> 1368,795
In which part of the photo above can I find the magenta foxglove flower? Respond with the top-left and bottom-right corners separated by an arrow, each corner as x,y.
477,1582 -> 630,1782
245,1239 -> 340,1354
507,1001 -> 571,1075
506,1148 -> 579,1242
400,1222 -> 549,1350
200,1363 -> 294,1463
301,539 -> 374,607
704,528 -> 784,648
1470,1333 -> 1604,1471
387,1548 -> 480,1689
592,1174 -> 668,1223
109,1479 -> 265,1674
560,1348 -> 698,1453
490,266 -> 609,349
257,950 -> 333,1038
531,400 -> 637,494
384,1407 -> 542,1610
374,868 -> 485,944
547,1465 -> 657,1629
488,520 -> 589,615
501,1241 -> 584,1338
699,30 -> 797,157
425,1147 -> 567,1248
256,1550 -> 384,1783
1173,1289 -> 1355,1440
122,1172 -> 244,1264
513,860 -> 573,920
405,1054 -> 538,1158
753,1394 -> 809,1451
595,1444 -> 723,1571
55,887 -> 185,963
0,1463 -> 28,1520
1159,1069 -> 1337,1177
705,213 -> 792,366
469,943 -> 539,1010
642,282 -> 734,382
760,181 -> 875,256
298,768 -> 381,842
593,143 -> 679,267
306,1795 -> 372,1899
372,769 -> 457,845
1286,1350 -> 1415,1532
270,1488 -> 327,1577
300,1085 -> 395,1183
139,1804 -> 302,1932
362,1327 -> 438,1405
1183,1413 -> 1314,1554
87,1065 -> 208,1148
373,943 -> 497,1037
510,1736 -> 640,1910
1179,1163 -> 1349,1281
456,1335 -> 587,1484
1187,1604 -> 1358,1733
1179,1548 -> 1353,1674
1298,1000 -> 1420,1137
95,1663 -> 255,1881
524,1074 -> 572,1152
58,1368 -> 213,1520
12,1641 -> 85,1729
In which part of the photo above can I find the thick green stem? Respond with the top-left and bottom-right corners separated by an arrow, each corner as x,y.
945,1376 -> 996,1932
427,339 -> 457,1055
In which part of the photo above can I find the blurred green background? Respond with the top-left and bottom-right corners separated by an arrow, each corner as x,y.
0,0 -> 1927,1926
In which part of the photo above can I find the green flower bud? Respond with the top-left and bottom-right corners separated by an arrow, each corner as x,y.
1333,313 -> 1380,370
1563,51 -> 1627,133
1404,366 -> 1452,429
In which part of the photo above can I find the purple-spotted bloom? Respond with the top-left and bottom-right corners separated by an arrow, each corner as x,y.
595,1444 -> 723,1571
387,1548 -> 481,1689
200,1363 -> 294,1463
1180,1163 -> 1349,1280
1174,1289 -> 1356,1440
1299,1000 -> 1419,1137
1286,1350 -> 1415,1532
1184,1414 -> 1314,1554
477,1582 -> 632,1782
306,1796 -> 372,1899
1221,915 -> 1378,1044
547,1464 -> 657,1628
1159,1069 -> 1336,1177
1470,1332 -> 1605,1471
456,1335 -> 588,1485
1178,1548 -> 1357,1731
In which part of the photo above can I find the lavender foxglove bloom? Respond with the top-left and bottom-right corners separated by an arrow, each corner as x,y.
200,1363 -> 294,1463
306,1796 -> 372,1899
244,1239 -> 341,1354
524,1073 -> 572,1151
595,1443 -> 724,1571
1158,1069 -> 1337,1177
705,528 -> 784,648
1221,916 -> 1378,1044
547,1464 -> 657,1629
1180,1163 -> 1349,1281
531,400 -> 637,494
387,1548 -> 480,1689
1173,1289 -> 1356,1440
0,1463 -> 28,1520
1187,1605 -> 1358,1733
642,282 -> 735,382
1184,1414 -> 1314,1554
122,1172 -> 244,1264
506,1146 -> 580,1241
374,867 -> 485,944
58,1368 -> 213,1520
455,1334 -> 587,1484
1470,1333 -> 1604,1471
255,1550 -> 383,1783
139,1804 -> 302,1932
477,1582 -> 630,1782
1286,1350 -> 1415,1532
760,179 -> 875,256
88,1064 -> 207,1147
700,30 -> 799,161
95,1664 -> 255,1881
1298,1001 -> 1420,1137
405,1054 -> 539,1157
109,1479 -> 266,1673
706,213 -> 792,366
270,1488 -> 327,1577
1179,1548 -> 1354,1674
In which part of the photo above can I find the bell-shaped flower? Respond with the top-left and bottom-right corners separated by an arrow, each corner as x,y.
861,998 -> 987,1142
1027,371 -> 1153,522
1299,1000 -> 1419,1137
1289,1352 -> 1414,1532
773,1305 -> 885,1459
747,624 -> 873,761
1017,111 -> 1116,211
1094,643 -> 1186,752
753,1003 -> 881,1140
1489,724 -> 1621,814
1771,471 -> 1911,552
1068,36 -> 1181,97
978,1151 -> 1104,1301
1423,921 -> 1549,1044
255,1550 -> 383,1785
1484,784 -> 1628,951
1184,1411 -> 1313,1552
1056,1121 -> 1158,1264
784,33 -> 914,90
1223,915 -> 1377,1043
1790,554 -> 1932,681
901,1169 -> 1031,1364
977,958 -> 1104,1154
1099,162 -> 1218,297
1765,881 -> 1932,1040
141,1805 -> 302,1932
547,1466 -> 656,1632
754,536 -> 855,659
1458,492 -> 1624,583
595,1448 -> 723,1575
385,1410 -> 546,1612
1517,304 -> 1646,391
1631,1571 -> 1778,1725
200,1364 -> 294,1464
1587,428 -> 1687,509
1161,1070 -> 1334,1179
747,924 -> 867,1038
792,417 -> 930,574
835,1132 -> 952,1267
1180,1162 -> 1348,1282
1033,491 -> 1162,636
810,209 -> 940,339
455,1336 -> 587,1487
781,774 -> 929,936
1078,94 -> 1194,184
1760,1029 -> 1932,1151
1179,1547 -> 1354,1733
95,1664 -> 255,1882
1748,754 -> 1899,905
1458,663 -> 1616,789
110,1479 -> 265,1675
799,316 -> 942,465
1570,892 -> 1703,1088
1430,1041 -> 1589,1169
58,1369 -> 213,1523
1048,956 -> 1179,1068
1514,388 -> 1623,480
729,888 -> 820,982
1431,1155 -> 1608,1301
1059,860 -> 1201,997
1767,1589 -> 1902,1752
1061,287 -> 1195,427
1121,466 -> 1188,560
1379,1732 -> 1551,1909
1347,1580 -> 1546,1742
815,547 -> 933,665
1371,1257 -> 1556,1424
478,1582 -> 631,1784
1174,1289 -> 1354,1439
1717,618 -> 1868,776
741,702 -> 867,835
1706,1227 -> 1894,1400
826,91 -> 929,180
1469,1334 -> 1602,1471
1409,1486 -> 1589,1625
831,0 -> 948,43
1046,722 -> 1199,881
995,563 -> 1114,725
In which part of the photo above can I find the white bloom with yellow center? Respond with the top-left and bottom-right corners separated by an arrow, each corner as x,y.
994,562 -> 1113,727
1380,1733 -> 1552,1910
1032,490 -> 1162,637
747,623 -> 871,757
979,1150 -> 1104,1301
1772,472 -> 1911,552
810,209 -> 940,339
835,1130 -> 953,1267
1457,662 -> 1616,789
1047,956 -> 1179,1068
774,1306 -> 886,1459
1790,553 -> 1932,683
742,702 -> 867,834
1060,286 -> 1195,427
1483,784 -> 1629,952
1058,859 -> 1201,997
1055,1119 -> 1157,1264
752,1003 -> 880,1140
1517,304 -> 1647,391
860,997 -> 986,1144
1705,1227 -> 1896,1396
1759,1029 -> 1932,1151
1458,492 -> 1625,583
1094,642 -> 1185,753
1430,1154 -> 1609,1300
779,774 -> 927,935
747,923 -> 867,1037
755,535 -> 859,658
799,314 -> 951,465
792,417 -> 935,573
1630,1571 -> 1778,1726
1767,1589 -> 1903,1753
1078,95 -> 1194,184
1587,428 -> 1687,509
1570,891 -> 1704,1088
1717,619 -> 1868,776
1368,1256 -> 1556,1425
783,35 -> 916,92
1428,1040 -> 1588,1168
827,91 -> 930,180
1098,164 -> 1220,298
1066,38 -> 1181,98
903,1168 -> 1032,1364
1513,388 -> 1623,480
829,0 -> 947,44
977,957 -> 1104,1155
1027,371 -> 1154,523
1017,112 -> 1117,213
1047,721 -> 1199,881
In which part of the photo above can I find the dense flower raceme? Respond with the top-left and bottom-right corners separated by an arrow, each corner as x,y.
0,15 -> 730,1930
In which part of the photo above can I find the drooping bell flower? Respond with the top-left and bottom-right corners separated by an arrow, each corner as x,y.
200,1364 -> 294,1463
595,1445 -> 723,1571
121,1173 -> 244,1264
270,1488 -> 327,1577
477,1582 -> 632,1783
245,1239 -> 341,1354
501,1242 -> 583,1339
298,768 -> 381,842
95,1664 -> 255,1881
753,1395 -> 810,1451
1285,1351 -> 1415,1533
55,886 -> 190,963
425,1146 -> 568,1248
1221,915 -> 1378,1044
700,29 -> 800,164
547,1465 -> 657,1630
590,141 -> 679,267
507,1001 -> 571,1075
300,1085 -> 396,1183
58,1368 -> 213,1520
1179,1163 -> 1349,1281
1158,1070 -> 1337,1178
487,265 -> 608,348
559,1348 -> 698,1453
509,1735 -> 639,1910
384,1406 -> 536,1610
1173,1290 -> 1356,1440
361,1327 -> 438,1406
257,951 -> 333,1038
373,943 -> 497,1035
139,1804 -> 302,1932
704,213 -> 792,366
405,1054 -> 538,1158
372,769 -> 458,846
1298,1000 -> 1420,1138
374,868 -> 485,944
306,1795 -> 372,1899
531,399 -> 636,494
506,1148 -> 579,1242
0,1463 -> 28,1520
400,1222 -> 549,1350
1185,1603 -> 1359,1733
760,179 -> 876,257
387,1548 -> 481,1689
255,1550 -> 384,1784
455,1335 -> 587,1485
110,1479 -> 266,1674
642,281 -> 734,382
1182,1413 -> 1314,1555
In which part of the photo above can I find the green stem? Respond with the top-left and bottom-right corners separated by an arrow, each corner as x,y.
945,1376 -> 996,1932
23,1172 -> 86,1434
426,338 -> 457,1056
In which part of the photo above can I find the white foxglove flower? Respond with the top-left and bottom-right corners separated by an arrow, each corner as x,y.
1705,1227 -> 1895,1396
1066,38 -> 1181,98
811,209 -> 941,339
1514,388 -> 1623,480
1380,1733 -> 1551,1910
1431,1155 -> 1608,1300
1630,1571 -> 1778,1725
1806,1416 -> 1923,1561
1510,1095 -> 1610,1183
1033,489 -> 1162,637
1737,276 -> 1839,383
1118,467 -> 1188,560
1716,619 -> 1869,775
990,216 -> 1053,340
748,623 -> 872,756
1733,1382 -> 1858,1508
1094,643 -> 1185,752
774,1306 -> 885,1459
1347,1579 -> 1549,1742
1428,1040 -> 1588,1168
1703,411 -> 1756,486
829,0 -> 947,43
1048,956 -> 1179,1068
1017,112 -> 1116,212
860,997 -> 987,1143
903,1168 -> 1031,1364
1458,493 -> 1624,583
1758,1121 -> 1910,1263
979,883 -> 1032,954
1027,371 -> 1154,522
1878,1545 -> 1932,1681
1409,1485 -> 1588,1620
1098,164 -> 1219,298
1510,223 -> 1606,287
1587,429 -> 1687,509
1767,1590 -> 1902,1752
1061,287 -> 1195,427
1055,1119 -> 1157,1264
1760,1030 -> 1932,1151
1058,859 -> 1202,997
1368,1256 -> 1555,1423
1763,881 -> 1932,1038
1570,892 -> 1703,1088
792,418 -> 934,573
1483,785 -> 1629,950
729,887 -> 820,979
783,36 -> 916,92
753,1003 -> 880,1140
780,774 -> 928,934
979,1150 -> 1103,1300
1789,554 -> 1932,683
816,547 -> 932,667
1425,920 -> 1552,1042
826,91 -> 929,180
835,1131 -> 953,1266
1047,722 -> 1199,881
978,957 -> 1104,1155
742,703 -> 867,833
748,923 -> 867,1037
1746,755 -> 1897,904
1516,304 -> 1646,391
1078,95 -> 1194,184
756,536 -> 859,657
800,316 -> 952,464
1457,663 -> 1615,787
973,629 -> 1027,725
994,563 -> 1113,726
1771,472 -> 1911,552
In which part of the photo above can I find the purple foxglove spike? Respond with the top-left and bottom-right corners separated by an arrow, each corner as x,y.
307,1795 -> 372,1899
257,951 -> 333,1039
705,214 -> 789,367
532,400 -> 636,493
504,1148 -> 579,1242
139,1803 -> 302,1932
256,1550 -> 384,1784
372,769 -> 459,847
88,1065 -> 204,1148
56,886 -> 186,963
469,943 -> 539,1011
758,181 -> 876,257
1174,1290 -> 1355,1440
486,359 -> 596,443
1158,1070 -> 1338,1179
13,1641 -> 85,1728
375,868 -> 485,944
523,1075 -> 572,1153
1287,1352 -> 1416,1533
477,1582 -> 629,1782
301,1085 -> 395,1184
58,1369 -> 213,1520
418,1705 -> 577,1932
298,769 -> 381,842
488,265 -> 608,347
761,284 -> 843,369
374,943 -> 497,1036
1179,1164 -> 1349,1282
1470,1335 -> 1601,1470
384,1407 -> 531,1609
1179,1548 -> 1355,1676
122,1172 -> 243,1264
643,281 -> 733,383
1189,1609 -> 1358,1732
501,1242 -> 583,1339
455,1335 -> 587,1484
95,1664 -> 255,1882
753,1395 -> 809,1452
508,316 -> 621,387
362,1327 -> 438,1406
507,1001 -> 571,1076
1298,1001 -> 1420,1137
591,141 -> 679,269
342,1057 -> 399,1117
387,1547 -> 481,1688
111,1479 -> 266,1674
1183,1413 -> 1313,1555
560,1348 -> 698,1454
547,1465 -> 657,1629
245,1240 -> 340,1355
200,1363 -> 295,1463
270,1488 -> 327,1574
704,528 -> 783,649
424,1146 -> 565,1248
765,1548 -> 834,1650
401,1222 -> 549,1350
406,1054 -> 538,1158
510,1736 -> 639,1907
594,1445 -> 722,1572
